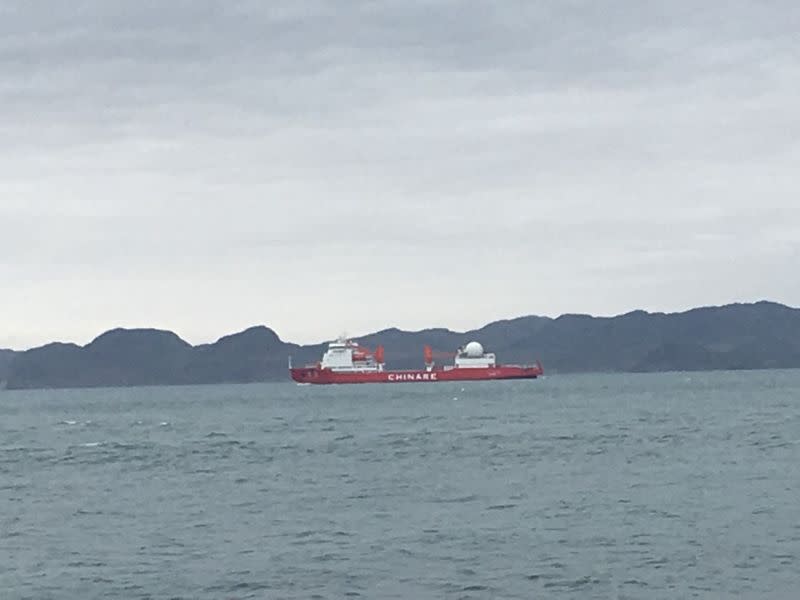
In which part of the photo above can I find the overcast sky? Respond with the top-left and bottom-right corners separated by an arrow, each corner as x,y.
1,0 -> 799,349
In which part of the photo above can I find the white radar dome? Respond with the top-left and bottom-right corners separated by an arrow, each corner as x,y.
464,341 -> 484,357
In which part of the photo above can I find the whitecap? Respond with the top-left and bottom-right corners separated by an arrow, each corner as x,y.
81,442 -> 104,448
61,420 -> 78,426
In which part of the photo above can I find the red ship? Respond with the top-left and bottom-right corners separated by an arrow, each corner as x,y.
289,338 -> 543,384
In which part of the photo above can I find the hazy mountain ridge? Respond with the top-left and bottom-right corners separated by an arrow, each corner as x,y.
0,349 -> 17,384
3,301 -> 800,389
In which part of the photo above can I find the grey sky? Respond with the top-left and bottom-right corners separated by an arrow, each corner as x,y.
2,0 -> 799,349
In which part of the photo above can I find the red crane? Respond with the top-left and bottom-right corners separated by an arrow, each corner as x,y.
351,344 -> 385,364
424,345 -> 456,365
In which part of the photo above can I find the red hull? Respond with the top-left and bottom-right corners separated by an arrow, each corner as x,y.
290,363 -> 543,384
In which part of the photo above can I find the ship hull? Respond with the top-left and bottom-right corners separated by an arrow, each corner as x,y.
290,364 -> 543,385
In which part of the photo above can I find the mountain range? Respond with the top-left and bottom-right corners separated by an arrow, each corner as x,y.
2,301 -> 799,390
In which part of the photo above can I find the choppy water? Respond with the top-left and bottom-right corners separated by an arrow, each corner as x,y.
2,371 -> 799,599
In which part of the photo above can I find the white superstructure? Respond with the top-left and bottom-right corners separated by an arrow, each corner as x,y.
453,341 -> 496,368
316,337 -> 497,372
320,338 -> 383,372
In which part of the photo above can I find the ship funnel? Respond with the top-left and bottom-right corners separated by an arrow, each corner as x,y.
375,345 -> 385,364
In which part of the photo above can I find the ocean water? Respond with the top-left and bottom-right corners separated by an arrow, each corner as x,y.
1,371 -> 799,599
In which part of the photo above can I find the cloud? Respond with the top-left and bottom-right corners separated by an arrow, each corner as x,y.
1,0 -> 799,348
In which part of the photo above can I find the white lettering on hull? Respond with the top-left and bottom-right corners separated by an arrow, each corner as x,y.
387,372 -> 438,382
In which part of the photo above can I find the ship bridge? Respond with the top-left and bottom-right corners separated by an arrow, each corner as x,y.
320,338 -> 384,372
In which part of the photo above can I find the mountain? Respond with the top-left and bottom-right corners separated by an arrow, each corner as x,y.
4,301 -> 800,389
0,349 -> 17,385
187,326 -> 307,383
525,301 -> 800,373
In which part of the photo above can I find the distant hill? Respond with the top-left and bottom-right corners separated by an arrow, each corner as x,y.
0,349 -> 17,385
4,301 -> 800,389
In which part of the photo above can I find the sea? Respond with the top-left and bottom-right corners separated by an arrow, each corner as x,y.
1,370 -> 799,599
